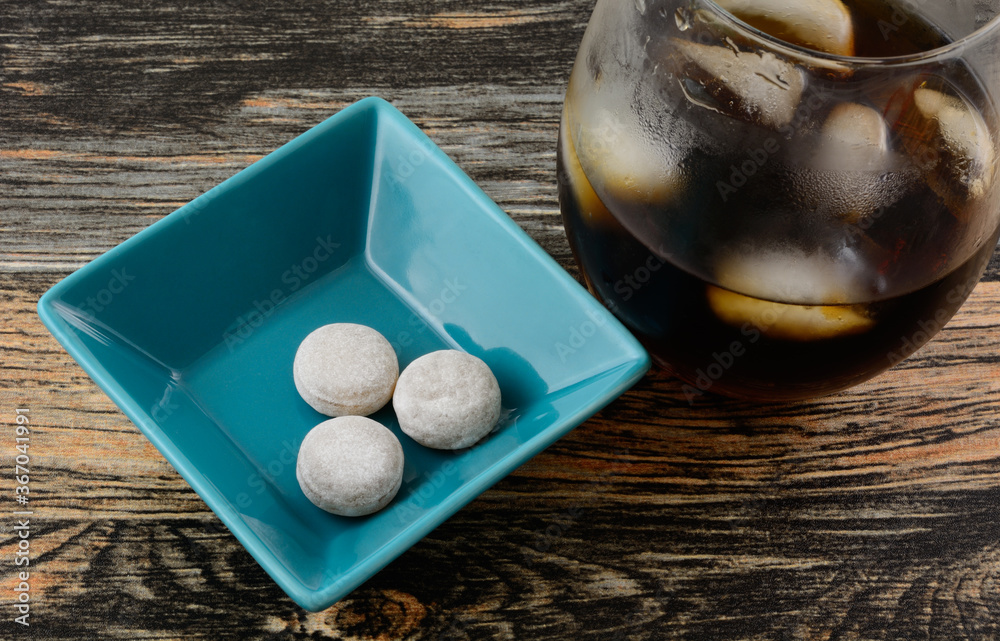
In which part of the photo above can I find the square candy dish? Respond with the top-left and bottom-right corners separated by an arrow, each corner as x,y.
37,97 -> 650,611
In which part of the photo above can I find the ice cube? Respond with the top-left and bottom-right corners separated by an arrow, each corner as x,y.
706,285 -> 874,341
713,247 -> 870,305
670,39 -> 805,129
708,245 -> 875,341
904,86 -> 996,205
799,102 -> 917,224
714,0 -> 855,56
817,103 -> 888,171
572,106 -> 686,208
561,112 -> 615,229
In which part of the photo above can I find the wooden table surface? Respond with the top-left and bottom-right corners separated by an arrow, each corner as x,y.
4,1 -> 1000,639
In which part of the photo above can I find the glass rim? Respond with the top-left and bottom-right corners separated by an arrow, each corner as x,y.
700,0 -> 1000,66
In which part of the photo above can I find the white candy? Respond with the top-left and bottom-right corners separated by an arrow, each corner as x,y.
293,324 -> 398,417
393,350 -> 502,450
296,416 -> 404,517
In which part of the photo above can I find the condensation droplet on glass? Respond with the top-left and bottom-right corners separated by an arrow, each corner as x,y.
679,78 -> 724,116
674,7 -> 691,31
757,71 -> 792,91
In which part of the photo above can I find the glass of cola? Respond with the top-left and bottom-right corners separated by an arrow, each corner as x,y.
558,0 -> 1000,401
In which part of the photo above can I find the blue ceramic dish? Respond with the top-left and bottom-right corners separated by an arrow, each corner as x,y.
37,97 -> 650,611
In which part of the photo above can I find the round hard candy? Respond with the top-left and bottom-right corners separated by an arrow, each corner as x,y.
293,323 -> 398,417
393,350 -> 501,450
296,416 -> 404,517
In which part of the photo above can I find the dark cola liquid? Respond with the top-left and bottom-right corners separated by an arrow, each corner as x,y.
558,0 -> 1000,401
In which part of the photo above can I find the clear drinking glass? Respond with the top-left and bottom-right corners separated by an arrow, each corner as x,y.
558,0 -> 1000,401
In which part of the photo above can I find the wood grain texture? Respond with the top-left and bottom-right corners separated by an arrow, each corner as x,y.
4,0 -> 1000,639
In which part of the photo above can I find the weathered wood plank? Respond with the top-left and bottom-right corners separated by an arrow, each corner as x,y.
5,0 -> 1000,639
4,280 -> 1000,639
